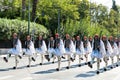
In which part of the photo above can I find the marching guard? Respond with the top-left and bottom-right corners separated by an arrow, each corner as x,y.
54,33 -> 65,71
109,36 -> 119,68
117,37 -> 120,63
47,36 -> 56,63
75,36 -> 84,67
23,35 -> 36,67
89,36 -> 93,47
83,36 -> 92,65
64,34 -> 75,69
35,35 -> 47,65
3,33 -> 22,69
72,37 -> 76,45
102,35 -> 113,71
88,34 -> 106,74
72,37 -> 76,59
114,37 -> 119,66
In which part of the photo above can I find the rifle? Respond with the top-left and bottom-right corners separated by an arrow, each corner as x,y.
81,31 -> 85,41
99,30 -> 103,40
18,30 -> 22,39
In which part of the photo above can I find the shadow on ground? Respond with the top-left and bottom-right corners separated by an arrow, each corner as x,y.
33,61 -> 95,74
75,62 -> 120,78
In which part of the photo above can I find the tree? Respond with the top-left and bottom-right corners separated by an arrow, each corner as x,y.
22,0 -> 26,20
0,0 -> 21,19
36,0 -> 79,35
0,0 -> 120,37
77,0 -> 90,19
31,0 -> 38,21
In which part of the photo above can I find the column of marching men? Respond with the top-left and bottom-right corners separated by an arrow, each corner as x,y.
3,33 -> 120,74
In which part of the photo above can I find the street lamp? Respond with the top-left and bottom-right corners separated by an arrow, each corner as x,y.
57,8 -> 61,34
28,0 -> 30,35
34,14 -> 41,23
31,14 -> 41,43
89,0 -> 91,27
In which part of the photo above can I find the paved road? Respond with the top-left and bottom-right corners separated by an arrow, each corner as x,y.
0,54 -> 120,80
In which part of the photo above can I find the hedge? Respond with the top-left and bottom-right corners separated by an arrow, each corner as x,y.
0,18 -> 48,40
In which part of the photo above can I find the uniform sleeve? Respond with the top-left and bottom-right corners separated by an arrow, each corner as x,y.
34,40 -> 38,48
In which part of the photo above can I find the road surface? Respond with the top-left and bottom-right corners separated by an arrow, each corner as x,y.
0,54 -> 120,80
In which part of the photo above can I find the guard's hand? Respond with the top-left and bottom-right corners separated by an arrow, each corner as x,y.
112,46 -> 114,49
14,45 -> 16,48
27,45 -> 30,49
97,48 -> 100,51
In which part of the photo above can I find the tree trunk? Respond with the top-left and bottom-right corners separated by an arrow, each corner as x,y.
31,0 -> 38,22
22,0 -> 26,20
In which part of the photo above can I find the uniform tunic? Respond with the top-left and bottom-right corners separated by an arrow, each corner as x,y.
8,38 -> 22,55
35,39 -> 47,54
54,38 -> 60,48
83,40 -> 89,54
48,40 -> 55,57
91,38 -> 102,58
76,40 -> 84,55
24,40 -> 35,55
64,39 -> 71,55
54,38 -> 65,56
109,40 -> 119,56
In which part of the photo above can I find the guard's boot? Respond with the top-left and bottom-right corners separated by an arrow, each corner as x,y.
45,55 -> 50,62
18,55 -> 22,59
3,57 -> 8,62
66,66 -> 70,69
31,57 -> 36,62
70,57 -> 74,62
104,68 -> 107,71
96,70 -> 100,74
56,68 -> 60,71
88,62 -> 93,68
61,56 -> 65,59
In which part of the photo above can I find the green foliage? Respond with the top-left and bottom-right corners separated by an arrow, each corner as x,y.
0,0 -> 120,37
0,0 -> 21,19
63,18 -> 110,37
36,0 -> 80,34
87,24 -> 110,37
0,18 -> 48,40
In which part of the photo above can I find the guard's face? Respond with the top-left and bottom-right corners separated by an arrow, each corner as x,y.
50,37 -> 53,40
76,36 -> 80,40
72,38 -> 75,41
84,37 -> 87,41
109,37 -> 113,41
66,34 -> 69,39
13,33 -> 17,39
102,37 -> 106,41
39,36 -> 42,40
55,35 -> 59,38
55,33 -> 59,38
89,37 -> 92,41
27,36 -> 31,41
95,36 -> 98,39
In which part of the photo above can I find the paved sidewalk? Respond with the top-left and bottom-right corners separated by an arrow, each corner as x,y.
0,54 -> 120,80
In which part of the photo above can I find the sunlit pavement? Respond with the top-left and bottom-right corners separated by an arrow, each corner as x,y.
0,54 -> 120,80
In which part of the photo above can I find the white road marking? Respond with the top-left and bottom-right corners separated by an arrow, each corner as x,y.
20,77 -> 33,80
0,55 -> 14,58
0,75 -> 14,80
0,55 -> 7,57
48,79 -> 59,80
